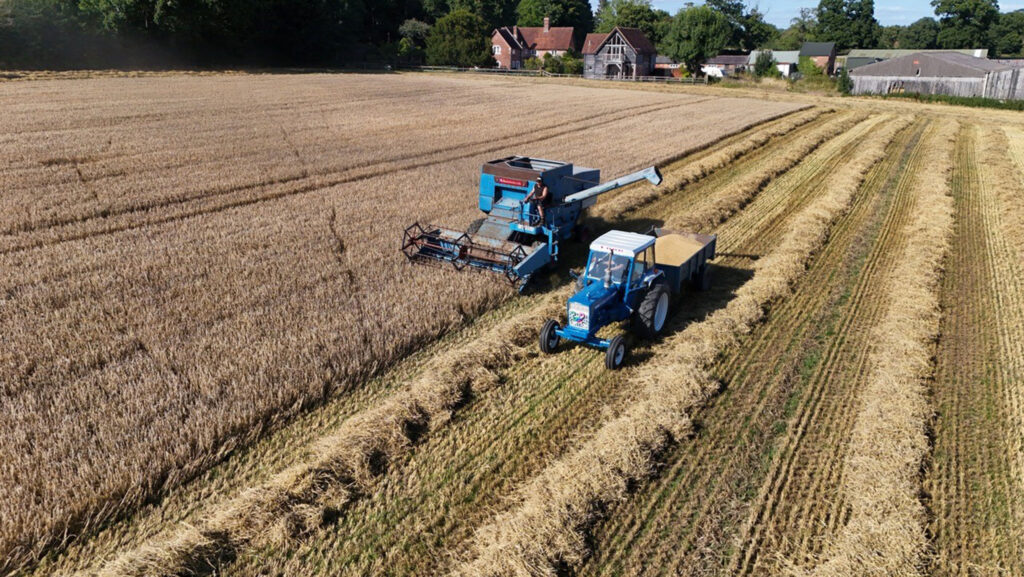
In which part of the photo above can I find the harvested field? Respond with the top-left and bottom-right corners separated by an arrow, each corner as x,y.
4,72 -> 1024,577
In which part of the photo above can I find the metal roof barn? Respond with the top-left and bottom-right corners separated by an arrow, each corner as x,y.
850,51 -> 1024,100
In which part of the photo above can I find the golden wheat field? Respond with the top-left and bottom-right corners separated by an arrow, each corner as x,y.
2,72 -> 1023,577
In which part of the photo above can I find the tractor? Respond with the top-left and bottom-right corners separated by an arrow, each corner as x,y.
539,228 -> 716,369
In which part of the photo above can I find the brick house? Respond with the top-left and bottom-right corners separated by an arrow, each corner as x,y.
491,17 -> 575,69
582,27 -> 657,79
799,42 -> 837,75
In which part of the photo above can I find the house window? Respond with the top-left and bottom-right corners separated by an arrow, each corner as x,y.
493,45 -> 502,55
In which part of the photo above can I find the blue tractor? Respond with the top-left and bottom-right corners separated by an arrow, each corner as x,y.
539,228 -> 717,369
402,157 -> 662,288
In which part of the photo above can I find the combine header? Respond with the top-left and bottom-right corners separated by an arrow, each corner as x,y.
402,156 -> 662,288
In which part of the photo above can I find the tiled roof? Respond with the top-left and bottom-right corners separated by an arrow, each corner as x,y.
800,42 -> 836,57
618,28 -> 656,54
705,54 -> 749,66
518,26 -> 575,51
582,33 -> 608,55
582,28 -> 656,55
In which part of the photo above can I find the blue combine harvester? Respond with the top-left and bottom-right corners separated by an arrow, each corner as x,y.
402,156 -> 663,288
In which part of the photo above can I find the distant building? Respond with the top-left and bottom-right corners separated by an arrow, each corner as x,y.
850,51 -> 1024,99
848,48 -> 988,60
799,42 -> 837,75
655,55 -> 682,77
491,17 -> 575,69
748,50 -> 800,77
582,27 -> 658,79
844,48 -> 990,71
702,54 -> 749,76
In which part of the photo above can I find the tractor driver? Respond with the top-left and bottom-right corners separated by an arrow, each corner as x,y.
524,177 -> 551,225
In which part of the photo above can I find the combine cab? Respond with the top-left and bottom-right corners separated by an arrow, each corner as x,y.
402,156 -> 661,289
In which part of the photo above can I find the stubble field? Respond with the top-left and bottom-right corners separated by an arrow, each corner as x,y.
1,72 -> 1022,577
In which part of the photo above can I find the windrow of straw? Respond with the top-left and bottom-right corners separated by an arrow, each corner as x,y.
981,126 -> 1024,520
96,292 -> 567,577
795,121 -> 957,577
995,126 -> 1024,260
453,114 -> 914,577
594,107 -> 837,219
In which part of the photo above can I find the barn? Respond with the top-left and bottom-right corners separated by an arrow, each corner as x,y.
850,51 -> 1024,100
582,27 -> 657,80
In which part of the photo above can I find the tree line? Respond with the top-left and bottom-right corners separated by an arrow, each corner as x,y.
1,0 -> 1021,70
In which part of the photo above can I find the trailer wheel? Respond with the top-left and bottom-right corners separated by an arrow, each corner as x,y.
539,319 -> 560,354
696,264 -> 713,291
634,282 -> 670,339
606,336 -> 627,370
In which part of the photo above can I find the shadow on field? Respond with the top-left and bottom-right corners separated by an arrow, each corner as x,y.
626,262 -> 754,367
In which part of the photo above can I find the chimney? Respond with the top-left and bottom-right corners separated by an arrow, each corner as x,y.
544,16 -> 550,32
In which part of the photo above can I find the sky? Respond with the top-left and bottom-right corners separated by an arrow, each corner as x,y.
591,1 -> 1024,29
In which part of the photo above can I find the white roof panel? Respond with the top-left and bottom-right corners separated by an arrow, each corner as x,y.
590,230 -> 655,255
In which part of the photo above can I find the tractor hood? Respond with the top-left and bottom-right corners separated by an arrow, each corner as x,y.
565,281 -> 621,336
569,281 -> 620,310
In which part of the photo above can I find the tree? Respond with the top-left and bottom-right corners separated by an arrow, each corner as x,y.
774,7 -> 817,50
451,0 -> 518,29
877,25 -> 902,48
705,0 -> 744,47
898,17 -> 939,48
595,0 -> 670,44
516,0 -> 593,43
399,18 -> 431,44
425,9 -> 492,66
663,5 -> 731,75
704,0 -> 776,50
989,10 -> 1024,56
932,0 -> 998,50
837,66 -> 852,93
816,0 -> 879,50
753,49 -> 780,77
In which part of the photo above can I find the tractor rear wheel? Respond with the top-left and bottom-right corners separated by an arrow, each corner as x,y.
634,281 -> 670,339
539,319 -> 560,354
605,335 -> 627,370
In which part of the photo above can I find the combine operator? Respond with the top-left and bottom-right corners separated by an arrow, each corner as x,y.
524,176 -> 551,225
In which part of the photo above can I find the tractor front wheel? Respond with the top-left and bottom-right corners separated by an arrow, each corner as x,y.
605,335 -> 627,370
539,319 -> 561,354
634,282 -> 671,339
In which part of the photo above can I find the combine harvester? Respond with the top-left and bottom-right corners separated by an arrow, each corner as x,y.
402,156 -> 663,288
